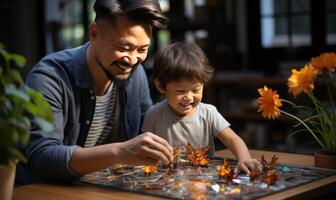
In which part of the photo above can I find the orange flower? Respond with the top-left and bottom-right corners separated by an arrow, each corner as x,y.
257,86 -> 283,119
287,64 -> 317,97
310,52 -> 336,73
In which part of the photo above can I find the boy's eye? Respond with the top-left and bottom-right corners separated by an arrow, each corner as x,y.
176,90 -> 185,93
193,89 -> 201,93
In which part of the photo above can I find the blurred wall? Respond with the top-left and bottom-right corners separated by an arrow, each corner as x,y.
0,0 -> 44,77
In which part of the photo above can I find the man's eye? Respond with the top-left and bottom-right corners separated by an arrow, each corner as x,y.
177,90 -> 185,93
119,47 -> 130,52
138,48 -> 148,53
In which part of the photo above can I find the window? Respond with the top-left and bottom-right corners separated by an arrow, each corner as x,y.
247,0 -> 336,71
44,0 -> 94,53
326,0 -> 336,45
61,0 -> 85,49
260,0 -> 311,48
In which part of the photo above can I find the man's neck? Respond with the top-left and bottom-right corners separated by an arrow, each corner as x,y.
86,45 -> 112,96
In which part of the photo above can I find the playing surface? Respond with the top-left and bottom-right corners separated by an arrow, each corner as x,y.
80,157 -> 336,199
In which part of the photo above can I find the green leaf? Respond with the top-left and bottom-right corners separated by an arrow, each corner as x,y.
0,43 -> 54,164
17,128 -> 30,146
10,70 -> 23,84
10,128 -> 19,145
8,147 -> 27,163
0,48 -> 10,63
26,87 -> 44,100
25,101 -> 39,116
0,42 -> 5,49
8,117 -> 30,131
27,87 -> 54,122
4,98 -> 13,111
5,84 -> 30,102
10,54 -> 26,68
34,117 -> 54,132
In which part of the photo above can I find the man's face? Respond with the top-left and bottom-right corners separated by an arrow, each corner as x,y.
161,79 -> 204,117
90,17 -> 151,80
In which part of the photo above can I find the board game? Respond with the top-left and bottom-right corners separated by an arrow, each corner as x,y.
80,145 -> 336,199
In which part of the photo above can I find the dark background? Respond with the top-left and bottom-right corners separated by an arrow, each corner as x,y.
1,0 -> 335,154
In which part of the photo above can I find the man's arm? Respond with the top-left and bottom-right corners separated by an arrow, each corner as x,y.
69,132 -> 173,175
25,66 -> 80,181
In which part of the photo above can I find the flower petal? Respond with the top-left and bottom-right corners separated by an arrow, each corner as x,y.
287,64 -> 317,97
257,86 -> 282,119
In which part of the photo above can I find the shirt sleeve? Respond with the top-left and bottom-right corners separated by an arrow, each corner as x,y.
24,66 -> 81,181
141,106 -> 156,133
208,105 -> 231,137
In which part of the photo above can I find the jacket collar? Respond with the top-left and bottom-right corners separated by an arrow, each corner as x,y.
73,42 -> 92,88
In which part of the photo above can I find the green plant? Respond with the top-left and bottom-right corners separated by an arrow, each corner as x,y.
0,43 -> 54,165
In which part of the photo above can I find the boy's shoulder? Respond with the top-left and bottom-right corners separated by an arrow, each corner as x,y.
197,102 -> 222,119
198,102 -> 218,112
147,99 -> 169,114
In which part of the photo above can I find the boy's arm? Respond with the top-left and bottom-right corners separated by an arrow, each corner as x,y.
217,127 -> 262,174
217,127 -> 252,160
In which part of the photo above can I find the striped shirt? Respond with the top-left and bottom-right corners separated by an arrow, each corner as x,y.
84,82 -> 117,147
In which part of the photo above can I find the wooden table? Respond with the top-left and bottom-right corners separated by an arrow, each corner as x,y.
13,149 -> 336,200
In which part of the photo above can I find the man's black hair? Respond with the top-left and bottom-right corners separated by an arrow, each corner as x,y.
93,0 -> 168,28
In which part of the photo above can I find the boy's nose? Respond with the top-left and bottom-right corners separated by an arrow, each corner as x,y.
184,92 -> 193,100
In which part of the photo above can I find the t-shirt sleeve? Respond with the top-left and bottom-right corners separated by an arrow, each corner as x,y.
209,105 -> 231,137
141,106 -> 156,133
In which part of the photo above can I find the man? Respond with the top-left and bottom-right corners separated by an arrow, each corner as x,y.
16,0 -> 173,185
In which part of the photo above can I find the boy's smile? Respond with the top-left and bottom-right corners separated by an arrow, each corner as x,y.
163,79 -> 204,117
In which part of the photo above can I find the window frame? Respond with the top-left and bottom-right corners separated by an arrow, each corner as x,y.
247,0 -> 335,73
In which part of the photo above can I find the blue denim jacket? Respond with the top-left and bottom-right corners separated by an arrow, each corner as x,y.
15,43 -> 152,184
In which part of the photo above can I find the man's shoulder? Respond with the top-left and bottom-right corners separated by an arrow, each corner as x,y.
27,44 -> 89,85
37,46 -> 82,69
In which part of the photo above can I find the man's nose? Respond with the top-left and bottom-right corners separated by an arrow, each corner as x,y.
124,51 -> 139,66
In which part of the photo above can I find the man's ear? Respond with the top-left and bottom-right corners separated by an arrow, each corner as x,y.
154,79 -> 165,94
89,22 -> 99,41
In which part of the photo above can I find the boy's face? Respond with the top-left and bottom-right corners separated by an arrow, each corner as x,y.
162,79 -> 204,117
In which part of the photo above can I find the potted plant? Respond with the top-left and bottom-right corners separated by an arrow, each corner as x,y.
0,43 -> 54,200
256,52 -> 336,169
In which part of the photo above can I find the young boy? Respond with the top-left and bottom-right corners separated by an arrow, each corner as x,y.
142,42 -> 262,174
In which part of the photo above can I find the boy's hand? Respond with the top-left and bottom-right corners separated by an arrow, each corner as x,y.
236,158 -> 263,174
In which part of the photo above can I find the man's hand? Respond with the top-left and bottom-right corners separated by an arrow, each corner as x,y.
116,132 -> 173,165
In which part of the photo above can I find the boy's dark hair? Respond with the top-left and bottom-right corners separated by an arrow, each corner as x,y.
93,0 -> 168,29
153,42 -> 214,87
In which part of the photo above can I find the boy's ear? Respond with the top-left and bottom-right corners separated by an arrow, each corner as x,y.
154,79 -> 165,94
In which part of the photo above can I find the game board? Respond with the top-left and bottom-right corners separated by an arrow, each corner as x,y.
80,147 -> 336,199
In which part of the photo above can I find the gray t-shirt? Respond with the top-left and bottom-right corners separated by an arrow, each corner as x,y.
141,100 -> 230,156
